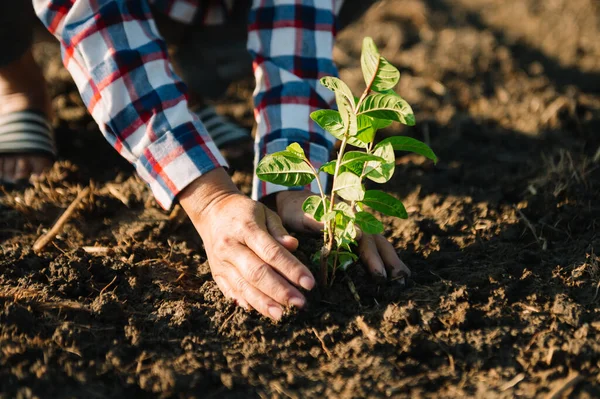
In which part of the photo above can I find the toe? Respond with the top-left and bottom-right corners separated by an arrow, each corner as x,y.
3,156 -> 16,183
14,157 -> 31,181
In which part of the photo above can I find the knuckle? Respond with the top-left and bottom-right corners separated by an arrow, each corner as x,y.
242,219 -> 258,232
234,276 -> 249,294
215,238 -> 234,253
277,286 -> 296,303
269,211 -> 282,225
262,243 -> 283,264
247,262 -> 269,285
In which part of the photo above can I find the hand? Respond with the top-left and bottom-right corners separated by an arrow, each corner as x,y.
274,190 -> 411,281
179,168 -> 316,321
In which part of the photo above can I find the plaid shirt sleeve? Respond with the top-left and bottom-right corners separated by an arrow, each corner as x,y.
248,0 -> 340,200
33,0 -> 228,210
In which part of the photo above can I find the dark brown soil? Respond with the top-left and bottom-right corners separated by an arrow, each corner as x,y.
2,0 -> 600,397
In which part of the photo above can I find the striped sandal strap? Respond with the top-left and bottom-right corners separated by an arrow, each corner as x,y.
0,111 -> 56,157
194,105 -> 250,149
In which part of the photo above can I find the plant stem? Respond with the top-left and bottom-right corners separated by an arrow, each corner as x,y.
320,76 -> 374,288
319,240 -> 332,289
328,137 -> 349,212
330,250 -> 340,287
305,161 -> 330,245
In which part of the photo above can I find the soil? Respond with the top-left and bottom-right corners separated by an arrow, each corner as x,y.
2,0 -> 600,397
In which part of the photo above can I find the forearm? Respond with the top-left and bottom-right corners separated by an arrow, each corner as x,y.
34,0 -> 228,209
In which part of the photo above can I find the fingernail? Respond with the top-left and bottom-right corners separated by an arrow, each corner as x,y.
268,306 -> 283,321
373,272 -> 387,284
299,276 -> 315,291
375,268 -> 388,279
289,296 -> 305,308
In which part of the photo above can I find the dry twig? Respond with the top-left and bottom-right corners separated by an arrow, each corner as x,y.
500,373 -> 525,391
544,372 -> 583,399
33,186 -> 90,253
355,316 -> 380,344
82,246 -> 111,256
514,206 -> 547,250
106,184 -> 130,207
98,275 -> 118,297
311,328 -> 332,359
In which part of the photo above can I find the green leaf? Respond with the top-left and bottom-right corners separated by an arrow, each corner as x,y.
353,115 -> 394,146
310,109 -> 345,140
336,251 -> 358,271
320,77 -> 358,137
378,136 -> 438,163
322,211 -> 337,223
359,190 -> 408,219
332,171 -> 365,201
286,143 -> 306,159
373,117 -> 394,130
365,141 -> 395,183
256,152 -> 316,187
355,211 -> 384,234
341,221 -> 358,243
361,37 -> 401,92
355,114 -> 377,145
358,93 -> 415,126
334,212 -> 357,249
320,76 -> 356,110
302,195 -> 328,221
340,151 -> 385,176
310,109 -> 368,148
319,160 -> 337,175
337,92 -> 358,137
334,202 -> 355,218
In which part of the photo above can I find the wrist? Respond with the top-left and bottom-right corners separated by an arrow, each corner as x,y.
178,167 -> 240,223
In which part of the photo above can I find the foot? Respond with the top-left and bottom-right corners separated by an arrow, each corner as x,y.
0,49 -> 53,184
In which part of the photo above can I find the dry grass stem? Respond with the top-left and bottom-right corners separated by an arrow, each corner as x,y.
544,372 -> 583,399
311,328 -> 332,359
500,373 -> 525,391
106,184 -> 130,207
33,186 -> 91,253
82,246 -> 111,255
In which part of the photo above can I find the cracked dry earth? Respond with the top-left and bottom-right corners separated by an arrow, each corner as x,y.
1,0 -> 600,397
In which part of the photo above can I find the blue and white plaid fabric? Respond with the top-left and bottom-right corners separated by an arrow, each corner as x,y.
33,0 -> 344,208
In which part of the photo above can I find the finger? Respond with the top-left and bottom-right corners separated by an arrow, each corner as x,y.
245,228 -> 315,291
230,244 -> 306,309
214,274 -> 250,310
359,234 -> 387,279
226,264 -> 286,321
265,209 -> 298,251
301,213 -> 324,233
3,156 -> 15,183
374,235 -> 411,279
354,224 -> 363,241
14,158 -> 31,181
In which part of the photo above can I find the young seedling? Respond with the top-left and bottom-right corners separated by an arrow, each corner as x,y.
256,37 -> 437,287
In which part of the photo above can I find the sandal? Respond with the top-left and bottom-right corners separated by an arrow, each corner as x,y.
0,110 -> 56,158
193,105 -> 251,150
